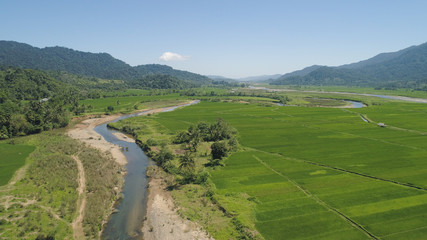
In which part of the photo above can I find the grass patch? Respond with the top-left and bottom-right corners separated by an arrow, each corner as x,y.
0,141 -> 35,186
0,129 -> 123,239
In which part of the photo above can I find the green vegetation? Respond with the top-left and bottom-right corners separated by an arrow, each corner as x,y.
127,74 -> 195,89
113,95 -> 427,239
2,39 -> 427,239
110,114 -> 248,238
0,142 -> 35,186
0,130 -> 123,239
79,93 -> 190,114
0,67 -> 78,139
0,40 -> 212,84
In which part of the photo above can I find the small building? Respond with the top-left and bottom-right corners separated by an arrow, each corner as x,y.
378,123 -> 386,127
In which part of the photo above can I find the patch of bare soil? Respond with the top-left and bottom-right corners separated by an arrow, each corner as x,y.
142,177 -> 212,240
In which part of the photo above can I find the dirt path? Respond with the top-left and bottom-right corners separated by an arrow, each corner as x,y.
72,154 -> 86,240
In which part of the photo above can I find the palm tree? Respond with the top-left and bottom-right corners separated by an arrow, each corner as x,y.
179,151 -> 195,173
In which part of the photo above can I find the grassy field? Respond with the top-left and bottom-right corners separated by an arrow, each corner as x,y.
0,129 -> 123,239
0,142 -> 35,186
120,95 -> 427,239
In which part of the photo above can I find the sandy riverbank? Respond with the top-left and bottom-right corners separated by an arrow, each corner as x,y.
67,114 -> 128,165
142,171 -> 213,240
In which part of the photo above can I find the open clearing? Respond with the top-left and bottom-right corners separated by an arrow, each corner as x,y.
136,99 -> 427,239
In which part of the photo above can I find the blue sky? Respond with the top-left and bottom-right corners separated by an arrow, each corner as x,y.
2,0 -> 427,78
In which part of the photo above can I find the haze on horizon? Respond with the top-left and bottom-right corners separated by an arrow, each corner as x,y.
2,0 -> 427,78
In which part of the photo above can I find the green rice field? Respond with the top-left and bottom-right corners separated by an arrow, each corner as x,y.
0,141 -> 35,186
141,98 -> 427,239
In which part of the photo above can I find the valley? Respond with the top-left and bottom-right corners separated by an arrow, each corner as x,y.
0,39 -> 427,239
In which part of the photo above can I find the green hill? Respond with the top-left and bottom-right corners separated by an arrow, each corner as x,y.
0,67 -> 77,139
0,41 -> 211,85
272,42 -> 427,89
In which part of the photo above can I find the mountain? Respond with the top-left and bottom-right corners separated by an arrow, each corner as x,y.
208,74 -> 282,82
0,41 -> 211,85
280,65 -> 324,78
271,42 -> 427,89
134,64 -> 211,85
236,74 -> 282,82
338,45 -> 417,70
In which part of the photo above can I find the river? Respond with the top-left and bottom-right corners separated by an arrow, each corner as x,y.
98,101 -> 199,240
250,86 -> 427,104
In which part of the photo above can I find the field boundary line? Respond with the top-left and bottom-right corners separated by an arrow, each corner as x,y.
252,155 -> 378,240
343,109 -> 427,135
295,158 -> 427,192
381,225 -> 427,238
247,147 -> 426,192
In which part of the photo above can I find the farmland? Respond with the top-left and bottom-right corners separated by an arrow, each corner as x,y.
119,97 -> 427,239
0,142 -> 35,186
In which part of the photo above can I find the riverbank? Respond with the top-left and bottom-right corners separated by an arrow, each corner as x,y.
68,115 -> 128,165
68,100 -> 210,239
142,167 -> 212,240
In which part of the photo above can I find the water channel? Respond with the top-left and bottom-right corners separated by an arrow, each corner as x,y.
98,101 -> 199,240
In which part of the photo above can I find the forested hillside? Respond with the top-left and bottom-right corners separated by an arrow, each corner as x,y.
272,42 -> 427,89
127,74 -> 196,89
0,41 -> 212,84
0,68 -> 77,139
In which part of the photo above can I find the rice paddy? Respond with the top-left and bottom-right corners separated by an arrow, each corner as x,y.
142,98 -> 427,239
0,141 -> 35,186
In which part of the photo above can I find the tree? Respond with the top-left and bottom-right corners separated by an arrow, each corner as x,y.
173,131 -> 190,144
179,151 -> 195,173
106,105 -> 114,112
196,122 -> 210,141
154,146 -> 174,168
211,141 -> 228,161
209,118 -> 235,141
0,126 -> 9,139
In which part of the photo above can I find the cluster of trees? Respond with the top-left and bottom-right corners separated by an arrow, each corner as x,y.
147,119 -> 238,184
0,68 -> 78,139
173,118 -> 238,155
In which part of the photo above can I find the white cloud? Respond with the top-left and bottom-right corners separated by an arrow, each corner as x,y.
159,52 -> 189,61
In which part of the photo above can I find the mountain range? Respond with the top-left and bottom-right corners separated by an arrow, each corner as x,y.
0,41 -> 211,85
272,42 -> 427,89
2,40 -> 426,89
208,74 -> 282,82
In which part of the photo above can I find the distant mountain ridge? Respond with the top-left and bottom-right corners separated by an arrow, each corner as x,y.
280,65 -> 324,78
236,74 -> 282,82
272,42 -> 427,89
0,41 -> 211,84
208,74 -> 281,82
